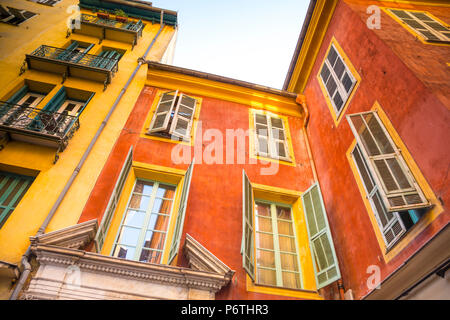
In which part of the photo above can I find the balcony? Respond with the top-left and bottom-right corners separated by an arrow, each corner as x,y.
72,13 -> 144,48
24,45 -> 119,90
0,101 -> 80,163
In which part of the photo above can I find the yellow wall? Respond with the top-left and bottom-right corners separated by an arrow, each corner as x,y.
0,0 -> 176,271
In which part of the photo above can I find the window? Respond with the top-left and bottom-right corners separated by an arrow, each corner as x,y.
112,180 -> 176,263
147,90 -> 198,142
254,201 -> 302,289
388,9 -> 450,43
251,110 -> 292,162
95,147 -> 195,265
347,111 -> 431,248
0,171 -> 34,229
319,41 -> 358,120
241,171 -> 341,291
28,0 -> 62,6
301,184 -> 341,288
0,5 -> 36,25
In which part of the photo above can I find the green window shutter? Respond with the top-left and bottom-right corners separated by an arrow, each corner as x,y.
169,93 -> 197,141
347,112 -> 430,212
94,146 -> 133,253
302,183 -> 341,289
6,85 -> 29,105
42,86 -> 66,112
167,159 -> 195,264
148,90 -> 178,133
241,170 -> 255,281
57,41 -> 79,60
0,171 -> 34,229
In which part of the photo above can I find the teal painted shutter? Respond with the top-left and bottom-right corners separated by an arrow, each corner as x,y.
0,172 -> 34,229
94,146 -> 133,252
302,183 -> 341,289
167,159 -> 195,264
241,170 -> 255,281
71,43 -> 94,63
43,86 -> 66,112
57,41 -> 79,60
6,85 -> 29,105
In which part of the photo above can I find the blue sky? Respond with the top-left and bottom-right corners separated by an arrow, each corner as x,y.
152,1 -> 309,89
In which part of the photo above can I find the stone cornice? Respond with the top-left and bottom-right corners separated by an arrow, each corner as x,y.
29,219 -> 98,250
184,234 -> 235,281
31,244 -> 231,293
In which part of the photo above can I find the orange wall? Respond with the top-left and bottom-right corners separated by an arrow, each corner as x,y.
303,0 -> 449,299
79,85 -> 318,299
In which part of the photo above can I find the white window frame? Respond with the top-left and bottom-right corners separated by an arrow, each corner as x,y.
253,112 -> 291,162
254,200 -> 303,289
388,9 -> 450,43
319,43 -> 357,118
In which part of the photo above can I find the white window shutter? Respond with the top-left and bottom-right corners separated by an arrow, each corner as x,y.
347,112 -> 430,212
148,90 -> 178,133
302,183 -> 341,289
169,93 -> 197,141
167,158 -> 195,264
241,170 -> 255,281
94,146 -> 133,252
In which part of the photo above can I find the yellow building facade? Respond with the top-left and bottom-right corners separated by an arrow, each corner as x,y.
0,0 -> 177,299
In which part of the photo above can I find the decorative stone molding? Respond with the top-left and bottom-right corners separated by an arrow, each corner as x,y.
184,233 -> 235,281
23,222 -> 233,300
29,219 -> 98,250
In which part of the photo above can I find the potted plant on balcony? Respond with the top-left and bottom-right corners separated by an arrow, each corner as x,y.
114,9 -> 128,23
97,9 -> 109,20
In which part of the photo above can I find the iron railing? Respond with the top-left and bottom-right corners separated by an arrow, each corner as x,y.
0,101 -> 80,140
29,45 -> 119,73
79,13 -> 144,33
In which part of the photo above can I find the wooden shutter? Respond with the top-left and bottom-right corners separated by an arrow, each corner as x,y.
241,170 -> 255,280
167,159 -> 195,264
351,145 -> 407,248
0,172 -> 33,229
148,90 -> 178,133
254,113 -> 270,157
269,116 -> 290,161
94,147 -> 133,252
169,93 -> 197,141
302,183 -> 341,289
347,112 -> 430,212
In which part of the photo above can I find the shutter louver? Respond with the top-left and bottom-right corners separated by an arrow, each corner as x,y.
169,93 -> 197,141
167,159 -> 195,265
302,183 -> 341,289
148,90 -> 178,133
94,147 -> 133,252
241,170 -> 255,281
347,112 -> 430,212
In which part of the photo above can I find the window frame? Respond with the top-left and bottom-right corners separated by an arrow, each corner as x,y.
250,109 -> 294,163
386,8 -> 450,44
110,178 -> 177,263
254,199 -> 303,290
317,38 -> 360,126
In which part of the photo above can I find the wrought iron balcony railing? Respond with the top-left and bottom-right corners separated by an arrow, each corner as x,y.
29,45 -> 119,72
0,101 -> 80,163
80,13 -> 144,32
24,45 -> 119,90
71,14 -> 144,48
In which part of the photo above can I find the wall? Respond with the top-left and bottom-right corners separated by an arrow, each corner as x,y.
302,0 -> 449,299
78,73 -> 333,299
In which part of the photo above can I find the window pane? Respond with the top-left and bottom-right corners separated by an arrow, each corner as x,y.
278,235 -> 296,253
282,271 -> 301,289
128,194 -> 150,211
255,114 -> 267,125
327,46 -> 338,65
277,220 -> 294,236
174,118 -> 189,135
134,180 -> 153,196
270,117 -> 283,129
114,245 -> 135,260
139,248 -> 163,264
333,57 -> 345,79
116,226 -> 140,246
275,141 -> 287,158
123,209 -> 146,228
255,202 -> 271,217
257,268 -> 277,286
352,146 -> 375,193
320,64 -> 331,83
342,72 -> 354,93
257,136 -> 269,154
256,216 -> 272,233
271,128 -> 285,140
147,213 -> 170,231
142,230 -> 166,251
256,124 -> 268,136
256,232 -> 274,250
256,249 -> 275,268
280,253 -> 299,271
326,76 -> 337,97
333,92 -> 344,112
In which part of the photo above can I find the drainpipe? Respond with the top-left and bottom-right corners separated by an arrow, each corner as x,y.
9,14 -> 167,301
